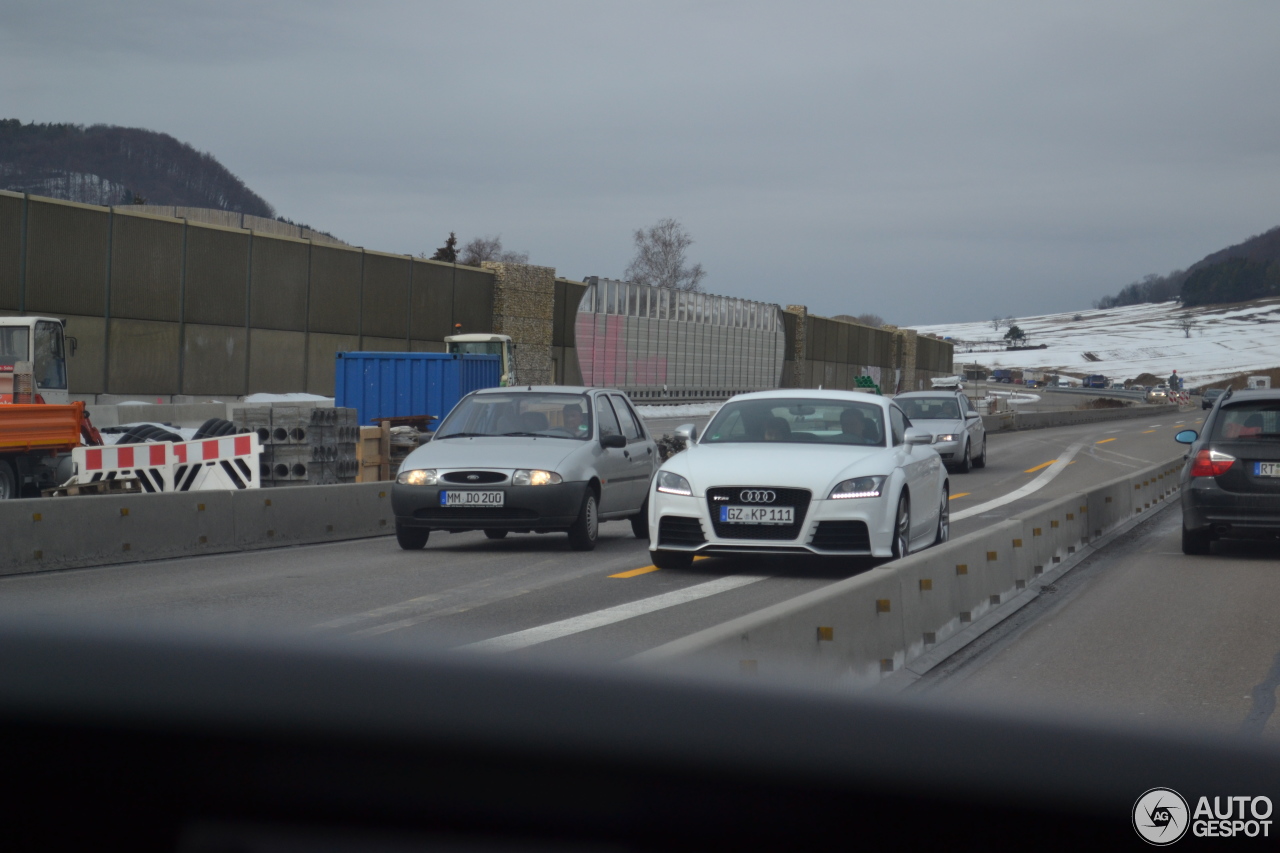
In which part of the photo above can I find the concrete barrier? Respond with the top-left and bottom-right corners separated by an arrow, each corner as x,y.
0,483 -> 393,577
981,402 -> 1180,433
633,453 -> 1187,688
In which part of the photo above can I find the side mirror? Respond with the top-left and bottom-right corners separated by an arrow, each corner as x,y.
674,423 -> 699,443
1174,429 -> 1198,445
601,433 -> 627,449
965,411 -> 980,419
905,427 -> 933,447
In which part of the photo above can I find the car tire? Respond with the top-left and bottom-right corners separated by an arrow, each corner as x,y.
954,441 -> 971,473
1181,524 -> 1212,556
567,490 -> 599,551
972,435 -> 987,469
484,529 -> 508,540
935,486 -> 950,545
650,548 -> 693,569
630,498 -> 650,539
395,522 -> 429,551
0,460 -> 18,500
891,492 -> 910,559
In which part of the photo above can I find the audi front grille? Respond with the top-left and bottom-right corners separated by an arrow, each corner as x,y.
706,486 -> 812,541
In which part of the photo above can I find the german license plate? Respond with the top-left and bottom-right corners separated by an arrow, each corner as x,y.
720,505 -> 793,524
1254,462 -> 1280,477
440,490 -> 504,506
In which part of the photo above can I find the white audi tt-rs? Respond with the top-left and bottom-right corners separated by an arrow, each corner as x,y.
648,390 -> 949,567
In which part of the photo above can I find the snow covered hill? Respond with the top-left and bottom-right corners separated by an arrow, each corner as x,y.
910,298 -> 1280,389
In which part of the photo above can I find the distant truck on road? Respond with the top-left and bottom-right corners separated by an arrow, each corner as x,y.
1083,374 -> 1108,389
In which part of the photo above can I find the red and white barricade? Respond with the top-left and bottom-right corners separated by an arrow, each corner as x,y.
71,433 -> 260,492
170,433 -> 261,491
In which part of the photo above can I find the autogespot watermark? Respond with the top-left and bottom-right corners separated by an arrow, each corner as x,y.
1133,788 -> 1273,844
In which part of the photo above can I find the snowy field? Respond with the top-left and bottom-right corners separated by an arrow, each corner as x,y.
910,298 -> 1280,389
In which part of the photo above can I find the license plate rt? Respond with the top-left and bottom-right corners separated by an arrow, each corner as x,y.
720,505 -> 793,524
1255,462 -> 1280,478
440,490 -> 504,506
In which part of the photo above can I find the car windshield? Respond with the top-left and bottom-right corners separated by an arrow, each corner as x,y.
895,397 -> 960,420
1213,402 -> 1280,439
434,392 -> 593,440
701,398 -> 885,446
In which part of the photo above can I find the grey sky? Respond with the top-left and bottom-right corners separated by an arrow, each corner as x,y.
4,1 -> 1279,324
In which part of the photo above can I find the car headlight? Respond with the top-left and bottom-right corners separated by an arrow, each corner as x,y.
656,470 -> 693,496
397,468 -> 438,486
933,434 -> 958,443
513,469 -> 562,486
829,475 -> 886,499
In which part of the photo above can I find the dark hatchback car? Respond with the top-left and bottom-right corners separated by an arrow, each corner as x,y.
1201,387 -> 1225,409
1175,388 -> 1280,554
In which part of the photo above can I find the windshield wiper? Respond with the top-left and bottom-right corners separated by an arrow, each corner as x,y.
499,432 -> 546,438
434,432 -> 490,439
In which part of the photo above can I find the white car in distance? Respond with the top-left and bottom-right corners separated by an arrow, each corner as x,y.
648,390 -> 949,568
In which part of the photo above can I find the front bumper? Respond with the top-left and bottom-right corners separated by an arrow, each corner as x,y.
649,490 -> 896,558
392,480 -> 589,530
933,439 -> 961,462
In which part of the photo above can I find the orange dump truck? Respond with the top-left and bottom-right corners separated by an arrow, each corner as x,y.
0,317 -> 102,499
0,401 -> 103,499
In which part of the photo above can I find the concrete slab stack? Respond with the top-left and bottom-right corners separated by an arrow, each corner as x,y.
233,405 -> 358,487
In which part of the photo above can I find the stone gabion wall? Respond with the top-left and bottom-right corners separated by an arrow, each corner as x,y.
485,261 -> 556,385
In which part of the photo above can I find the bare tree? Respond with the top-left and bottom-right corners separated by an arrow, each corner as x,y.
459,234 -> 529,267
625,218 -> 705,291
991,316 -> 1006,332
1176,315 -> 1196,338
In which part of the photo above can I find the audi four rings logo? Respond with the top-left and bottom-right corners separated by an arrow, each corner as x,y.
739,489 -> 777,503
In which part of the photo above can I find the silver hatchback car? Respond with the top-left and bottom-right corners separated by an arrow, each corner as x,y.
391,386 -> 658,551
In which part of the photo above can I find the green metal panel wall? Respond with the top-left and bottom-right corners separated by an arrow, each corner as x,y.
248,328 -> 306,393
24,198 -> 108,316
108,319 -> 180,394
308,244 -> 362,335
306,332 -> 360,397
0,193 -> 21,311
452,267 -> 495,334
361,252 -> 410,340
249,235 -> 308,331
109,212 -> 182,322
183,324 -> 247,396
64,314 -> 106,395
184,223 -> 248,327
409,260 -> 455,343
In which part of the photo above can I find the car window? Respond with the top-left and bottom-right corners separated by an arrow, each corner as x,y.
889,406 -> 906,446
896,397 -> 960,420
610,394 -> 643,440
597,395 -> 623,438
964,395 -> 977,414
434,392 -> 593,440
701,398 -> 885,446
1213,402 -> 1280,439
34,321 -> 67,390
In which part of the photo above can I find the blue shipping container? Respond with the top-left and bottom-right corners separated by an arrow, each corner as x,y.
334,352 -> 501,428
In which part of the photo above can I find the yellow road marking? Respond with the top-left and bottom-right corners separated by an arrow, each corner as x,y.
610,555 -> 707,578
1142,429 -> 1156,434
610,565 -> 660,578
949,492 -> 971,500
1096,438 -> 1116,444
1025,460 -> 1056,473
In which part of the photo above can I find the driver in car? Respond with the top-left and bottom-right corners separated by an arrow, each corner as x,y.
839,408 -> 874,445
562,404 -> 587,435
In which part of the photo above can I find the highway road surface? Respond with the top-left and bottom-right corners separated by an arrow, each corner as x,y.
0,413 -> 1201,669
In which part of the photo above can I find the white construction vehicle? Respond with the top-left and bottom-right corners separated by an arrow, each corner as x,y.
444,332 -> 516,386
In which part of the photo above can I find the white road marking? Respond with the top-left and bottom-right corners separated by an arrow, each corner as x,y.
457,574 -> 769,653
951,438 -> 1090,521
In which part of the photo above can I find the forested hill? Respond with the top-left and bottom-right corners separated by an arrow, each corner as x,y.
1094,222 -> 1280,309
0,119 -> 274,216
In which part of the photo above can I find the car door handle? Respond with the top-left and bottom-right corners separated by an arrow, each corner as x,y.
623,450 -> 630,458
